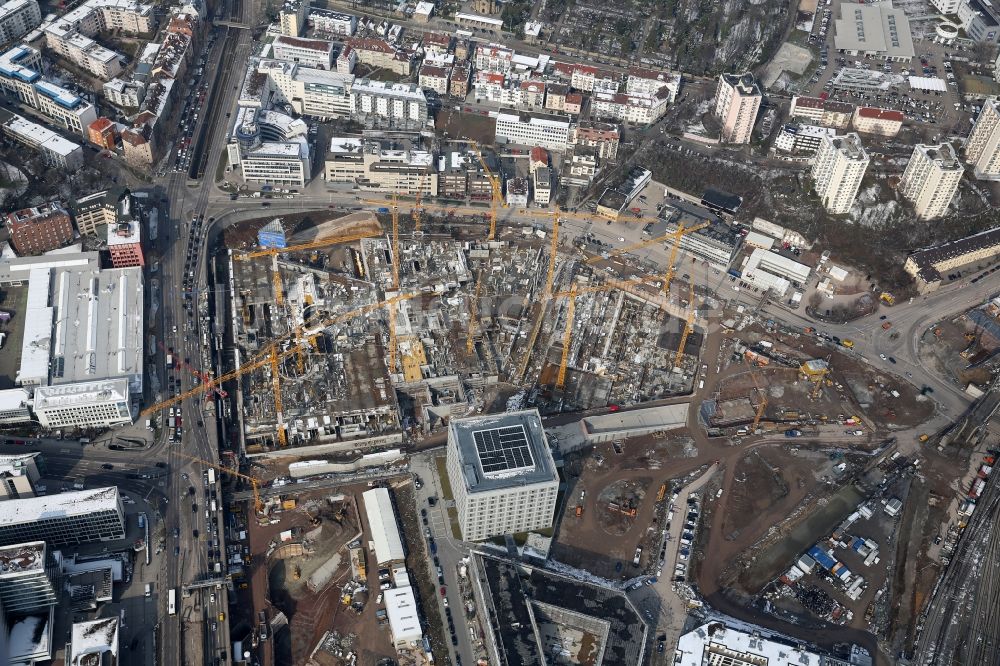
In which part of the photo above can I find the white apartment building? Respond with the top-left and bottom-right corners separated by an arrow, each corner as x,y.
474,43 -> 513,73
495,109 -> 572,152
418,64 -> 449,95
965,97 -> 1000,179
473,72 -> 545,109
931,0 -> 961,14
812,132 -> 870,214
41,0 -> 152,80
445,410 -> 559,542
713,72 -> 761,144
255,59 -> 353,119
0,0 -> 40,44
533,166 -> 551,205
351,78 -> 427,130
271,35 -> 334,70
103,76 -> 144,107
308,8 -> 355,36
569,65 -> 620,94
33,379 -> 132,428
625,65 -> 680,102
0,45 -> 97,136
774,123 -> 836,155
0,109 -> 83,168
591,90 -> 670,125
899,143 -> 963,220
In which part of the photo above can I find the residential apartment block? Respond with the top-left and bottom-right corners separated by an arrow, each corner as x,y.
899,143 -> 963,220
789,95 -> 854,129
965,97 -> 1000,179
811,133 -> 870,214
344,37 -> 411,75
103,77 -> 144,107
41,0 -> 153,80
0,0 -> 39,44
591,89 -> 670,125
713,72 -> 761,144
308,8 -> 355,36
6,200 -> 73,255
474,42 -> 512,73
278,0 -> 307,36
418,64 -> 449,95
0,108 -> 82,168
0,45 -> 98,137
569,121 -> 620,160
445,410 -> 558,541
852,106 -> 903,136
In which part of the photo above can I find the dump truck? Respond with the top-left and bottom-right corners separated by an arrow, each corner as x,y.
282,499 -> 297,510
841,339 -> 855,348
575,505 -> 583,518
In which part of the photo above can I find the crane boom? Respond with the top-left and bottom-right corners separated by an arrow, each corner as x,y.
466,273 -> 483,355
470,141 -> 505,240
556,287 -> 575,391
177,452 -> 265,516
270,344 -> 286,446
141,293 -> 419,416
674,282 -> 696,369
744,356 -> 768,434
546,214 -> 559,297
234,230 -> 379,260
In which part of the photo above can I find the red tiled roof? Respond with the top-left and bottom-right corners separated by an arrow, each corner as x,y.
857,106 -> 904,121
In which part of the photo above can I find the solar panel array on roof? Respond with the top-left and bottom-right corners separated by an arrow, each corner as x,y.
474,425 -> 535,476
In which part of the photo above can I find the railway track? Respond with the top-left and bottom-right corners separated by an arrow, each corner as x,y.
913,470 -> 1000,664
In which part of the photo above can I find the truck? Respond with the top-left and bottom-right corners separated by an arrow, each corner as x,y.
841,339 -> 855,349
137,513 -> 146,529
377,207 -> 390,214
784,429 -> 802,437
919,434 -> 930,442
145,583 -> 152,597
208,468 -> 216,485
166,354 -> 174,369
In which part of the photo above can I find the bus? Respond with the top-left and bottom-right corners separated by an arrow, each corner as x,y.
168,589 -> 177,616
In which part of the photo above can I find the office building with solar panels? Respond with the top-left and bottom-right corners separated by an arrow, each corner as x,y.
446,409 -> 558,541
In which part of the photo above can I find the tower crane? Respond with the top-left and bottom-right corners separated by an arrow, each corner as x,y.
270,343 -> 286,446
516,213 -> 560,383
470,141 -> 505,241
661,222 -> 709,295
552,276 -> 661,391
674,282 -> 696,369
177,452 -> 265,516
389,196 -> 401,373
234,229 -> 379,312
584,222 -> 708,271
140,293 -> 420,417
744,355 -> 768,435
412,173 -> 427,233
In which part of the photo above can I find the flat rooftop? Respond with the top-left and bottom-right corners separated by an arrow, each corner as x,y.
449,409 -> 557,493
582,403 -> 689,436
0,486 -> 119,527
0,540 -> 46,574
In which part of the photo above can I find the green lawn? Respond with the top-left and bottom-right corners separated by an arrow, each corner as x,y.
435,456 -> 453,500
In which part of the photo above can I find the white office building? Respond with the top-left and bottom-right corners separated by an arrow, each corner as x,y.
811,132 -> 870,214
228,106 -> 311,185
713,72 -> 761,144
675,621 -> 854,666
384,587 -> 422,648
495,109 -> 572,152
774,123 -> 836,155
0,0 -> 40,44
445,409 -> 559,542
33,379 -> 132,428
899,143 -> 963,220
0,487 -> 125,546
965,97 -> 1000,179
271,35 -> 334,70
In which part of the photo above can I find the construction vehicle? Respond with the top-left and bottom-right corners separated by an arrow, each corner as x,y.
515,213 -> 560,384
880,292 -> 895,306
609,500 -> 637,518
841,339 -> 855,349
919,434 -> 929,443
141,293 -> 419,417
575,505 -> 583,518
656,484 -> 667,502
177,452 -> 265,517
282,499 -> 297,510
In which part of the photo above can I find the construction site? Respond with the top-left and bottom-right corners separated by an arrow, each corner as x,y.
220,189 -> 709,458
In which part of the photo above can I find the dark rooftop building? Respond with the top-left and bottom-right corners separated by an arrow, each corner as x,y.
700,187 -> 742,216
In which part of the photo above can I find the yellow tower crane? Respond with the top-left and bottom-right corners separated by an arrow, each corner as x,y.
516,213 -> 560,383
470,141 -> 505,240
140,294 -> 420,416
413,174 -> 427,232
269,343 -> 286,446
551,277 -> 661,391
177,452 -> 265,517
744,356 -> 768,435
388,196 -> 401,373
674,282 -> 696,369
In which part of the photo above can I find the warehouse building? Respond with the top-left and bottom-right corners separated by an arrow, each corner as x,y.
738,248 -> 813,298
0,487 -> 125,546
384,586 -> 422,648
361,487 -> 404,567
833,3 -> 915,60
446,410 -> 558,542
